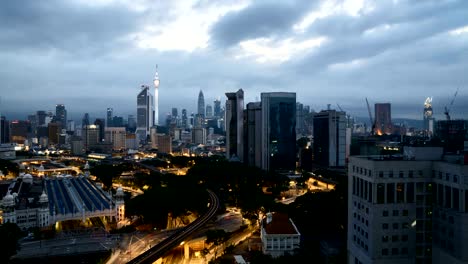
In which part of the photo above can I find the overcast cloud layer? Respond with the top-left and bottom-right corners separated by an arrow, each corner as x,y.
1,0 -> 467,122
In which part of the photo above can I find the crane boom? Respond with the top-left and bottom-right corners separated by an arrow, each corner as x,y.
444,88 -> 459,120
365,98 -> 374,134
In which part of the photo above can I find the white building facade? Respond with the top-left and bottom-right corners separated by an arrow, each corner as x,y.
348,147 -> 468,264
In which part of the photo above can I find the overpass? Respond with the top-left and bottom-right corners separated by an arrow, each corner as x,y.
127,189 -> 219,264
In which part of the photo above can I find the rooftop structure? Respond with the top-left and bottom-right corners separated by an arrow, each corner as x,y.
261,212 -> 301,258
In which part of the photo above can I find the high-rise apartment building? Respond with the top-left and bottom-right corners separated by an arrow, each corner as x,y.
105,127 -> 126,150
348,147 -> 468,264
198,90 -> 205,118
225,89 -> 244,161
313,109 -> 347,167
246,102 -> 262,168
55,104 -> 67,128
375,103 -> 392,135
261,92 -> 296,171
136,85 -> 154,143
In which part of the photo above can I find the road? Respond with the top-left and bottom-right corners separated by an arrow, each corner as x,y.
127,189 -> 219,264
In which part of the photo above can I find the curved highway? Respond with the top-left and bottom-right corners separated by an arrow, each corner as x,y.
127,189 -> 219,264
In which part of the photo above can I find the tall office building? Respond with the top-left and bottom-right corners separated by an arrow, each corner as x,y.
10,120 -> 30,144
172,108 -> 178,118
48,122 -> 61,145
82,124 -> 100,151
1,117 -> 9,143
206,105 -> 213,118
181,109 -> 188,129
214,99 -> 221,118
375,103 -> 392,135
94,118 -> 105,142
36,111 -> 47,127
82,113 -> 90,127
127,115 -> 136,131
136,85 -> 154,143
192,127 -> 207,145
348,147 -> 468,264
246,102 -> 262,168
198,90 -> 205,118
313,109 -> 347,167
261,92 -> 296,171
153,66 -> 160,126
107,108 -> 113,127
55,104 -> 67,128
296,102 -> 305,136
225,89 -> 244,161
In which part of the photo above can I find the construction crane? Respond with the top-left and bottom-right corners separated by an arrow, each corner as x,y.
365,98 -> 375,135
444,88 -> 459,121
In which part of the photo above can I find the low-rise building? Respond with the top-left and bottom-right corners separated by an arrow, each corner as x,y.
260,212 -> 301,257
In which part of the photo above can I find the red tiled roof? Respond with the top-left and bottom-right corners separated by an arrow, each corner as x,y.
262,212 -> 299,235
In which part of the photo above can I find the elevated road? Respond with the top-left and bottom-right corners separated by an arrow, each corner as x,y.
127,189 -> 219,264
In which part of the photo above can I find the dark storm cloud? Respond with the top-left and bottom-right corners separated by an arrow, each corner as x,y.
210,0 -> 318,47
0,0 -> 141,53
308,0 -> 467,37
296,0 -> 468,70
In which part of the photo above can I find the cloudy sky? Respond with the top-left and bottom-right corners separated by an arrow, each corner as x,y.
1,0 -> 467,122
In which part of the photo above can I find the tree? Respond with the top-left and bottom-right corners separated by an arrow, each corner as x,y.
0,223 -> 23,262
206,229 -> 229,259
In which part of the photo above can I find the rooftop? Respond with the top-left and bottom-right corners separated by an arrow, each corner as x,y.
262,212 -> 300,235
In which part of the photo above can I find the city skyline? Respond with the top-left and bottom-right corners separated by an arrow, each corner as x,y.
1,0 -> 468,120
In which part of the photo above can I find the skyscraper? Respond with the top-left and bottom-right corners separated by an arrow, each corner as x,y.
261,92 -> 296,171
246,102 -> 262,168
313,109 -> 346,167
214,99 -> 221,118
198,90 -> 205,118
107,108 -> 113,127
375,103 -> 392,135
206,105 -> 213,118
82,124 -> 99,151
36,111 -> 47,127
225,89 -> 244,161
94,118 -> 105,142
82,113 -> 90,127
172,108 -> 178,118
136,85 -> 154,143
55,104 -> 67,128
153,66 -> 160,125
182,109 -> 188,129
